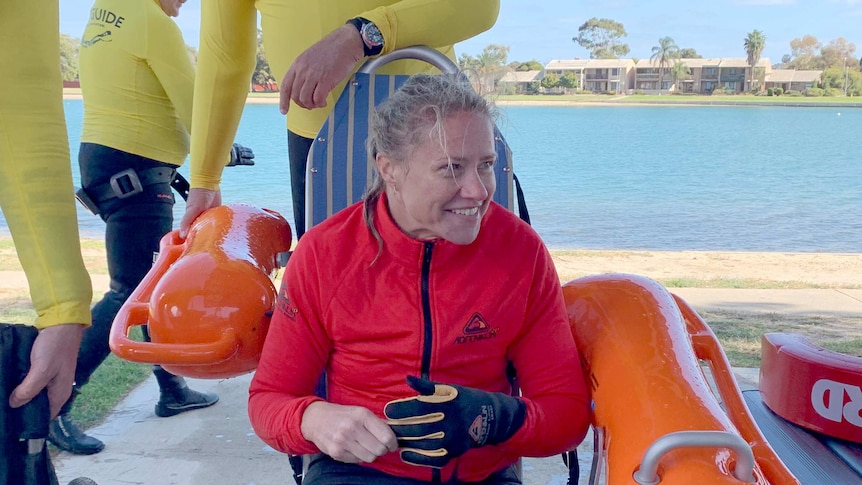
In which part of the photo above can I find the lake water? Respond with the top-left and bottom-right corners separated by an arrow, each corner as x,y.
7,100 -> 861,252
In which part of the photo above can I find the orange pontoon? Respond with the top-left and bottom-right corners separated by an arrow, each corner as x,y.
109,203 -> 292,379
563,274 -> 799,484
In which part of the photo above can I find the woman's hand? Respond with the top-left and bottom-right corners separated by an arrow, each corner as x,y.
301,401 -> 398,463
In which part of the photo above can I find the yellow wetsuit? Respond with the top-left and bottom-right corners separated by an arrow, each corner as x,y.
0,0 -> 93,329
190,0 -> 500,189
79,0 -> 194,166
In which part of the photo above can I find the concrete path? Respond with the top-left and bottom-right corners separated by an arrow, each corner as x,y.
53,288 -> 860,484
672,287 -> 862,316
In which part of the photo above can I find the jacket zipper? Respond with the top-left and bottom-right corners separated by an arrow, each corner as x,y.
420,242 -> 434,379
420,242 -> 442,484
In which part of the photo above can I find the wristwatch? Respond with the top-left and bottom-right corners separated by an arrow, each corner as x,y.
346,17 -> 384,57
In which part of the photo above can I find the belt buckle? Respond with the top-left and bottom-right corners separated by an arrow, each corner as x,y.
109,168 -> 144,199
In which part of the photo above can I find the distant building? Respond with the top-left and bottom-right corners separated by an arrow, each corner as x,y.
634,57 -> 771,94
527,57 -> 824,96
764,70 -> 821,92
544,59 -> 635,94
497,70 -> 543,94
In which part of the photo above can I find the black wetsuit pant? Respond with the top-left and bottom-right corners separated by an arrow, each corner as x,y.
302,453 -> 521,485
288,130 -> 313,240
68,143 -> 176,402
303,454 -> 521,485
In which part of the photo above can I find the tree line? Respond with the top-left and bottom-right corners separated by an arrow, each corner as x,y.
59,19 -> 861,95
460,18 -> 861,95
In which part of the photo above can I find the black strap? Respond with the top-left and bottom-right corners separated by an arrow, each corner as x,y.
288,454 -> 304,485
562,449 -> 580,484
84,167 -> 177,203
170,173 -> 191,201
513,172 -> 531,225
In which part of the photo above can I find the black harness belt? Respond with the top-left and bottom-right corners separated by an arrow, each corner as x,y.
76,167 -> 177,215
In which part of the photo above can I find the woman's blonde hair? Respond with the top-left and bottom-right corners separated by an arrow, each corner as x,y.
362,74 -> 496,257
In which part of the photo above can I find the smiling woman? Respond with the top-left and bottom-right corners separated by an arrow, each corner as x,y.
246,74 -> 590,484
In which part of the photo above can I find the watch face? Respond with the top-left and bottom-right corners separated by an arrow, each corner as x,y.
361,22 -> 384,48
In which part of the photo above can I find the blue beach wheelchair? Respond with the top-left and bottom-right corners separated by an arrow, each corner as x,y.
289,46 -> 579,484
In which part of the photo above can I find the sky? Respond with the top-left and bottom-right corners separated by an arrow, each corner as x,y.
60,0 -> 862,66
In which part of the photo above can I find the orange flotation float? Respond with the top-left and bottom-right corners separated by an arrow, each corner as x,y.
760,332 -> 862,443
563,274 -> 799,484
109,204 -> 292,379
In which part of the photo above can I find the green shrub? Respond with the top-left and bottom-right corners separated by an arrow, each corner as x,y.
786,90 -> 803,97
824,87 -> 843,97
805,87 -> 824,97
766,87 -> 774,96
775,87 -> 784,96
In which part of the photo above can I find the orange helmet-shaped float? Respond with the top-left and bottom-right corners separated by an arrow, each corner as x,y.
110,204 -> 292,379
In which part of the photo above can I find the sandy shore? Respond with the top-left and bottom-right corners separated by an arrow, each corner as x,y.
550,250 -> 862,287
1,249 -> 860,290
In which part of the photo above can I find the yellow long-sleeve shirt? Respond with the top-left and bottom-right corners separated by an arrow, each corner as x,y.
0,1 -> 93,329
79,0 -> 194,166
190,0 -> 500,190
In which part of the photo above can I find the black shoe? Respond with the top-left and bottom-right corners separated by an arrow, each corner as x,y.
48,414 -> 105,455
154,386 -> 219,418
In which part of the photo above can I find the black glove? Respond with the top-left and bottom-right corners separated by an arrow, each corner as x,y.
384,376 -> 526,468
228,143 -> 255,166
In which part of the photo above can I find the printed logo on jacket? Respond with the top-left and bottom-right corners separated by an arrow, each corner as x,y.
83,7 -> 125,47
455,313 -> 498,344
275,286 -> 299,321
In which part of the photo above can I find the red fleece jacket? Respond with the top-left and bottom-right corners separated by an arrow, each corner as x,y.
248,195 -> 589,482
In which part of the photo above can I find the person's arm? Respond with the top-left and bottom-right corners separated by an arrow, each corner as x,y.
279,0 -> 500,114
145,5 -> 196,133
190,0 -> 257,191
2,0 -> 93,418
498,244 -> 591,456
360,0 -> 499,55
180,0 -> 257,236
248,241 -> 397,462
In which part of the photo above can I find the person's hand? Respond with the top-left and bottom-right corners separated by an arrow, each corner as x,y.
228,143 -> 255,166
179,188 -> 221,238
279,24 -> 365,115
9,323 -> 85,419
384,376 -> 527,468
300,401 -> 398,463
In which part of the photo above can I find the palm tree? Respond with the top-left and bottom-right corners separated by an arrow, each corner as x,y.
670,61 -> 690,93
744,30 -> 767,93
650,37 -> 679,93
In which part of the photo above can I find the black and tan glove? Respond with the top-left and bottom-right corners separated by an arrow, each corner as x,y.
228,143 -> 255,166
383,376 -> 526,468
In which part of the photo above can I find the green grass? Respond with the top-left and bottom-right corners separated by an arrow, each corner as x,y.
822,339 -> 862,357
699,310 -> 862,368
69,328 -> 150,429
659,277 -> 839,289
